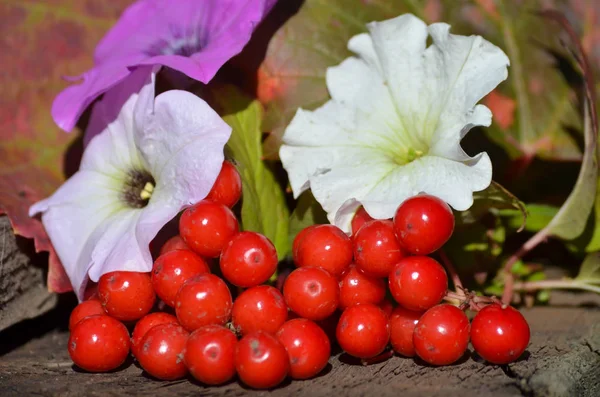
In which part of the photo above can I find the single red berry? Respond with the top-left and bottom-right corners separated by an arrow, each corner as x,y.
471,304 -> 530,364
179,200 -> 239,258
389,306 -> 423,357
338,265 -> 386,309
220,232 -> 278,287
232,285 -> 287,335
69,299 -> 105,331
276,318 -> 331,379
98,271 -> 155,321
393,194 -> 454,255
235,331 -> 290,389
184,325 -> 237,385
152,249 -> 210,307
175,273 -> 233,331
389,256 -> 448,311
294,224 -> 352,277
336,304 -> 390,359
292,225 -> 317,261
351,206 -> 374,236
159,235 -> 190,255
130,312 -> 179,358
283,267 -> 339,321
413,304 -> 470,366
137,323 -> 189,380
354,220 -> 405,278
206,160 -> 242,208
68,315 -> 130,372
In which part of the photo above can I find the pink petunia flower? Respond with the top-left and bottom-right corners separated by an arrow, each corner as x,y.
52,0 -> 276,132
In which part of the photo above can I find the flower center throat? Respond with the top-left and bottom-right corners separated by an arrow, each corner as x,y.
121,169 -> 156,208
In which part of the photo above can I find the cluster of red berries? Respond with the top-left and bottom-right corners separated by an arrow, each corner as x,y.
66,160 -> 531,389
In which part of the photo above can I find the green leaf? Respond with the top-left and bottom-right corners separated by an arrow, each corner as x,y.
456,181 -> 526,229
212,86 -> 291,260
575,252 -> 600,284
499,204 -> 558,233
258,0 -> 587,161
288,191 -> 328,249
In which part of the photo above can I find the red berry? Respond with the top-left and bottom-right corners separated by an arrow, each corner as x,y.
389,306 -> 423,357
152,249 -> 210,307
159,235 -> 190,255
179,200 -> 239,258
68,315 -> 130,372
351,206 -> 374,236
184,325 -> 237,385
235,331 -> 290,389
98,271 -> 155,321
137,323 -> 189,380
130,312 -> 179,358
336,304 -> 390,359
379,299 -> 394,317
471,304 -> 530,364
206,160 -> 242,208
389,256 -> 448,311
175,274 -> 233,331
276,318 -> 331,379
413,304 -> 470,366
283,267 -> 339,321
220,232 -> 278,287
232,285 -> 287,335
292,225 -> 317,261
294,224 -> 352,277
354,220 -> 405,278
338,265 -> 386,309
69,299 -> 105,331
393,194 -> 454,255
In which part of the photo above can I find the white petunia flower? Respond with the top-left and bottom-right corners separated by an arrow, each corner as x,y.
279,14 -> 509,233
30,66 -> 231,300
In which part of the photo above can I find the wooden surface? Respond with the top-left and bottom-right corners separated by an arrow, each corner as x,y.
1,293 -> 599,397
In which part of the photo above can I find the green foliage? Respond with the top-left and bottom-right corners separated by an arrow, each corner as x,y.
499,204 -> 558,233
213,86 -> 291,260
575,252 -> 600,284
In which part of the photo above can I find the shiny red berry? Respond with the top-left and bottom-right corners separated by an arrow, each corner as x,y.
184,325 -> 237,385
69,299 -> 105,331
389,306 -> 423,357
220,232 -> 278,287
354,220 -> 405,278
339,265 -> 386,309
152,249 -> 210,307
292,225 -> 317,260
137,323 -> 189,380
159,235 -> 190,255
294,224 -> 352,277
336,304 -> 390,359
393,194 -> 454,255
175,274 -> 233,331
232,285 -> 287,335
235,331 -> 290,389
351,206 -> 374,236
206,160 -> 242,208
130,312 -> 179,358
413,304 -> 470,366
283,267 -> 339,321
179,200 -> 239,258
98,271 -> 156,321
389,256 -> 448,311
471,304 -> 530,364
68,315 -> 130,372
277,318 -> 331,379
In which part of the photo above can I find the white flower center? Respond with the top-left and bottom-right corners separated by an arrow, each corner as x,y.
121,168 -> 156,208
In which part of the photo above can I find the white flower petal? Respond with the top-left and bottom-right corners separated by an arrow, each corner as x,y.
280,14 -> 508,232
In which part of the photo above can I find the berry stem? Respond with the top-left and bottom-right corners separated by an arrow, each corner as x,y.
501,226 -> 550,304
439,249 -> 465,297
512,279 -> 600,295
